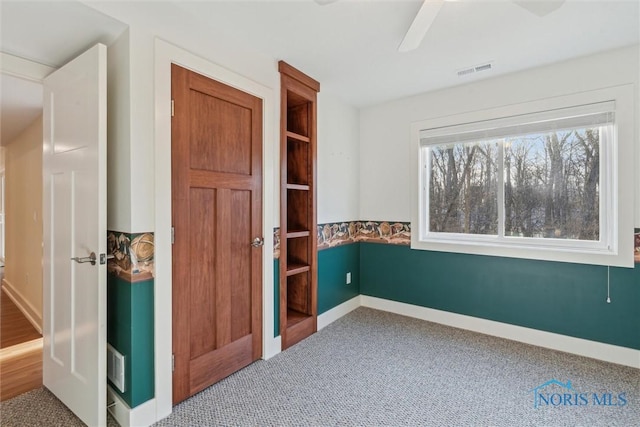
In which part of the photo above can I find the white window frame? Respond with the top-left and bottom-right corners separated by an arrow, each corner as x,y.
410,85 -> 635,268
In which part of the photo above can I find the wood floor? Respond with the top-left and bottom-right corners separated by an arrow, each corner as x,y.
1,287 -> 42,349
0,286 -> 43,401
0,339 -> 42,401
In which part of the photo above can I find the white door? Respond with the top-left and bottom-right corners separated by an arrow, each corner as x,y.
42,43 -> 107,427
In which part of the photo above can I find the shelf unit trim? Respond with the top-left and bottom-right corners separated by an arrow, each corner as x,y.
285,263 -> 311,276
278,61 -> 320,92
279,60 -> 319,350
286,230 -> 310,238
286,131 -> 310,143
286,183 -> 310,191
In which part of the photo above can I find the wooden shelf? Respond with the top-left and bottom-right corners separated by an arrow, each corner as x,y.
286,183 -> 309,191
286,262 -> 310,276
279,60 -> 319,350
286,131 -> 310,143
287,309 -> 311,327
286,230 -> 310,239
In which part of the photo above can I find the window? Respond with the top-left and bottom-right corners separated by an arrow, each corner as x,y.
422,103 -> 613,248
411,87 -> 635,267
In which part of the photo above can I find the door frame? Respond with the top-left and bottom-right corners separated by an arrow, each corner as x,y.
153,39 -> 278,421
0,53 -> 56,270
0,55 -> 52,332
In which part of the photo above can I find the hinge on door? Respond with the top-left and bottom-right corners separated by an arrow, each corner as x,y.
171,227 -> 175,244
171,100 -> 175,117
172,354 -> 175,372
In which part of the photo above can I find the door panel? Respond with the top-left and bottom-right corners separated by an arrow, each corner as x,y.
189,334 -> 252,394
172,64 -> 263,404
190,91 -> 252,175
43,43 -> 107,427
189,187 -> 216,359
230,190 -> 251,342
49,172 -> 71,366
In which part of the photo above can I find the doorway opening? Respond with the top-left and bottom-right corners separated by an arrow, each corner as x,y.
0,71 -> 44,401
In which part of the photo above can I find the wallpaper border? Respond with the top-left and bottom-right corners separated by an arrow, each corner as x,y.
107,231 -> 155,283
273,221 -> 410,259
276,224 -> 640,263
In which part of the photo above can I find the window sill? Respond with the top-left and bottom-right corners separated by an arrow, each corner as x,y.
410,235 -> 633,268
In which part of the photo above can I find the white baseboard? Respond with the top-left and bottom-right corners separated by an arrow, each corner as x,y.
264,335 -> 281,360
2,279 -> 42,334
318,296 -> 361,330
107,386 -> 158,427
361,295 -> 640,369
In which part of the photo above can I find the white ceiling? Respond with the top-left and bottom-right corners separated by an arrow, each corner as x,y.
0,74 -> 42,145
167,0 -> 639,107
0,0 -> 127,145
0,0 -> 638,143
0,1 -> 127,69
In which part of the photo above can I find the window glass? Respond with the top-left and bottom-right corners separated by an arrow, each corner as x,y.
428,140 -> 498,235
420,102 -> 613,248
504,127 -> 600,241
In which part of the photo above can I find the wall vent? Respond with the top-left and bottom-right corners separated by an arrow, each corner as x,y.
457,62 -> 493,77
107,344 -> 126,393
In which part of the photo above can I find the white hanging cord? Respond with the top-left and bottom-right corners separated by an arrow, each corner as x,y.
606,266 -> 611,303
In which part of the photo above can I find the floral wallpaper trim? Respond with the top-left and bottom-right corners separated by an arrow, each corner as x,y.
318,221 -> 411,250
635,229 -> 640,264
273,227 -> 281,259
107,231 -> 155,283
276,224 -> 640,262
273,221 -> 411,258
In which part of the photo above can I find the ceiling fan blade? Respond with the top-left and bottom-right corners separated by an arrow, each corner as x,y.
514,0 -> 565,17
399,0 -> 445,52
314,0 -> 339,5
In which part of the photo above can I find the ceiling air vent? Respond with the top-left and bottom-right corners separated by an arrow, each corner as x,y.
474,63 -> 492,72
457,67 -> 475,77
457,62 -> 493,77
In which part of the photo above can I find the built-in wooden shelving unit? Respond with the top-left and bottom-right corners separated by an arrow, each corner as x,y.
278,61 -> 320,350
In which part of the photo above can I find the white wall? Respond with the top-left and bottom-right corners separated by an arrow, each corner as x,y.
127,26 -> 156,232
105,26 -> 157,233
86,1 -> 280,232
107,29 -> 131,232
89,1 -> 362,231
359,45 -> 640,226
317,92 -> 360,224
3,116 -> 43,327
82,3 -> 362,423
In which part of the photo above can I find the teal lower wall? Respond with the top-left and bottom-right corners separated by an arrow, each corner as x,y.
107,275 -> 155,407
273,243 -> 361,337
318,244 -> 361,313
109,234 -> 636,408
360,242 -> 640,350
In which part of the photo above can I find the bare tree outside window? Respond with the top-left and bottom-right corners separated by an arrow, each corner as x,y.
504,128 -> 599,241
428,127 -> 601,242
429,141 -> 498,235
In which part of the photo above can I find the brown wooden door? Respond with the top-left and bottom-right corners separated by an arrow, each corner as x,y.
171,64 -> 263,404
